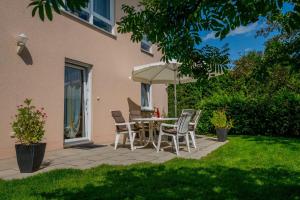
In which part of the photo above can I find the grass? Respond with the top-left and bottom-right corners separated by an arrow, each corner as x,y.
1,136 -> 300,200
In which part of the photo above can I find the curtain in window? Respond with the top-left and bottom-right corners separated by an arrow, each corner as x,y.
64,67 -> 83,139
94,0 -> 110,19
141,35 -> 152,52
141,83 -> 151,108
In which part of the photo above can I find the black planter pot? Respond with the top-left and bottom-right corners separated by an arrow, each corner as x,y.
15,143 -> 46,173
216,128 -> 228,142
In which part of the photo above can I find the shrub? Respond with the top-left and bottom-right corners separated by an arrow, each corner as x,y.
196,90 -> 300,136
210,110 -> 233,129
11,99 -> 47,144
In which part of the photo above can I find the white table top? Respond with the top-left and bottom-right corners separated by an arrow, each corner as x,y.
132,117 -> 178,122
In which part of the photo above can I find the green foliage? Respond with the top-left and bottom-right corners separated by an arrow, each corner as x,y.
28,0 -> 88,21
257,1 -> 300,35
117,0 -> 298,76
191,45 -> 230,78
232,51 -> 263,79
197,90 -> 300,136
12,99 -> 47,144
170,32 -> 300,137
210,110 -> 233,129
27,0 -> 299,78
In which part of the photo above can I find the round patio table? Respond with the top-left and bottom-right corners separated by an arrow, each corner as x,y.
132,117 -> 178,150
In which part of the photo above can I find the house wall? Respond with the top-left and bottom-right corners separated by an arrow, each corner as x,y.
0,0 -> 168,159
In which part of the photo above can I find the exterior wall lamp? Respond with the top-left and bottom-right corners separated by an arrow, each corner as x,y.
17,33 -> 28,54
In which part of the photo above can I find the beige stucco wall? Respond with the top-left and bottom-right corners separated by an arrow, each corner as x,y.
0,0 -> 168,159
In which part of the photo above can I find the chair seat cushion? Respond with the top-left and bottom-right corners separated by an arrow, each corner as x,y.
188,124 -> 195,131
135,124 -> 149,129
163,128 -> 177,134
118,126 -> 140,132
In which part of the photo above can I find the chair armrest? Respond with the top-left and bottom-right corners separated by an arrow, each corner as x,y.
115,122 -> 136,126
115,122 -> 137,132
189,122 -> 196,126
133,121 -> 149,124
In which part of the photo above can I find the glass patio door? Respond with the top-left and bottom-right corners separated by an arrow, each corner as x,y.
64,65 -> 87,142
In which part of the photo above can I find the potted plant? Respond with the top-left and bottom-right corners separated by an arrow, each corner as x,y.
210,110 -> 233,142
11,98 -> 47,173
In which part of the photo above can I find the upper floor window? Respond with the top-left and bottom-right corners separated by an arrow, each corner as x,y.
141,83 -> 152,110
67,0 -> 115,33
141,35 -> 152,53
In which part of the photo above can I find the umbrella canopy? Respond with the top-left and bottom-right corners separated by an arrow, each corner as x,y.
132,60 -> 193,84
132,60 -> 195,116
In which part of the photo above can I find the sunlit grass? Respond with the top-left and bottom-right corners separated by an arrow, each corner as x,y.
1,136 -> 300,200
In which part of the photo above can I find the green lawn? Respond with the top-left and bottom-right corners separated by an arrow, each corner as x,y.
1,136 -> 300,200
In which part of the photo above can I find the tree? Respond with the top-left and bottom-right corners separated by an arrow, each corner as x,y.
28,0 -> 88,21
232,51 -> 262,79
257,1 -> 300,36
117,0 -> 298,77
192,44 -> 230,79
28,0 -> 299,78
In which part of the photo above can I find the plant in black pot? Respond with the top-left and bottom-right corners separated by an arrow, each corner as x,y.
210,110 -> 233,142
12,98 -> 47,173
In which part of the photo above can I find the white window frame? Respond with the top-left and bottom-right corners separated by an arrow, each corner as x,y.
65,0 -> 115,34
64,61 -> 92,145
141,83 -> 153,111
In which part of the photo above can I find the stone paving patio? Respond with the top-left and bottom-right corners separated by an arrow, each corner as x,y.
0,136 -> 227,180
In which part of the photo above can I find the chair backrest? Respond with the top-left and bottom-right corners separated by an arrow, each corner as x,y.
181,109 -> 195,119
129,110 -> 142,121
189,110 -> 202,132
111,110 -> 126,131
192,110 -> 202,124
177,113 -> 193,134
127,98 -> 141,112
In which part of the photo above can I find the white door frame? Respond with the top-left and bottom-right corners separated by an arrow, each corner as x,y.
64,60 -> 92,144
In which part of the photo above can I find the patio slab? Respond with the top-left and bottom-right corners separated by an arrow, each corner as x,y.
0,136 -> 227,180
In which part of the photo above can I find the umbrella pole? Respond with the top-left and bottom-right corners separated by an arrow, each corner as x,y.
174,70 -> 177,117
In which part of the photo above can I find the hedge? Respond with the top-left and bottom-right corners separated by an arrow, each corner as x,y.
196,89 -> 300,136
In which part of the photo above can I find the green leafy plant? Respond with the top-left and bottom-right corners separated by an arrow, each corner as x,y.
195,90 -> 300,136
28,0 -> 88,21
12,99 -> 47,144
169,30 -> 300,137
26,0 -> 299,78
210,110 -> 233,129
117,0 -> 298,77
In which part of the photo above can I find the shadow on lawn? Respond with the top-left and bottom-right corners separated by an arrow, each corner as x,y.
36,164 -> 300,200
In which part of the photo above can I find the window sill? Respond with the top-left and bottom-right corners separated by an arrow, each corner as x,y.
64,139 -> 93,148
141,49 -> 154,57
141,107 -> 154,112
61,11 -> 117,40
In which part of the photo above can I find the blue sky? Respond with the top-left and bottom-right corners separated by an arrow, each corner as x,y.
198,21 -> 277,62
198,3 -> 294,63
